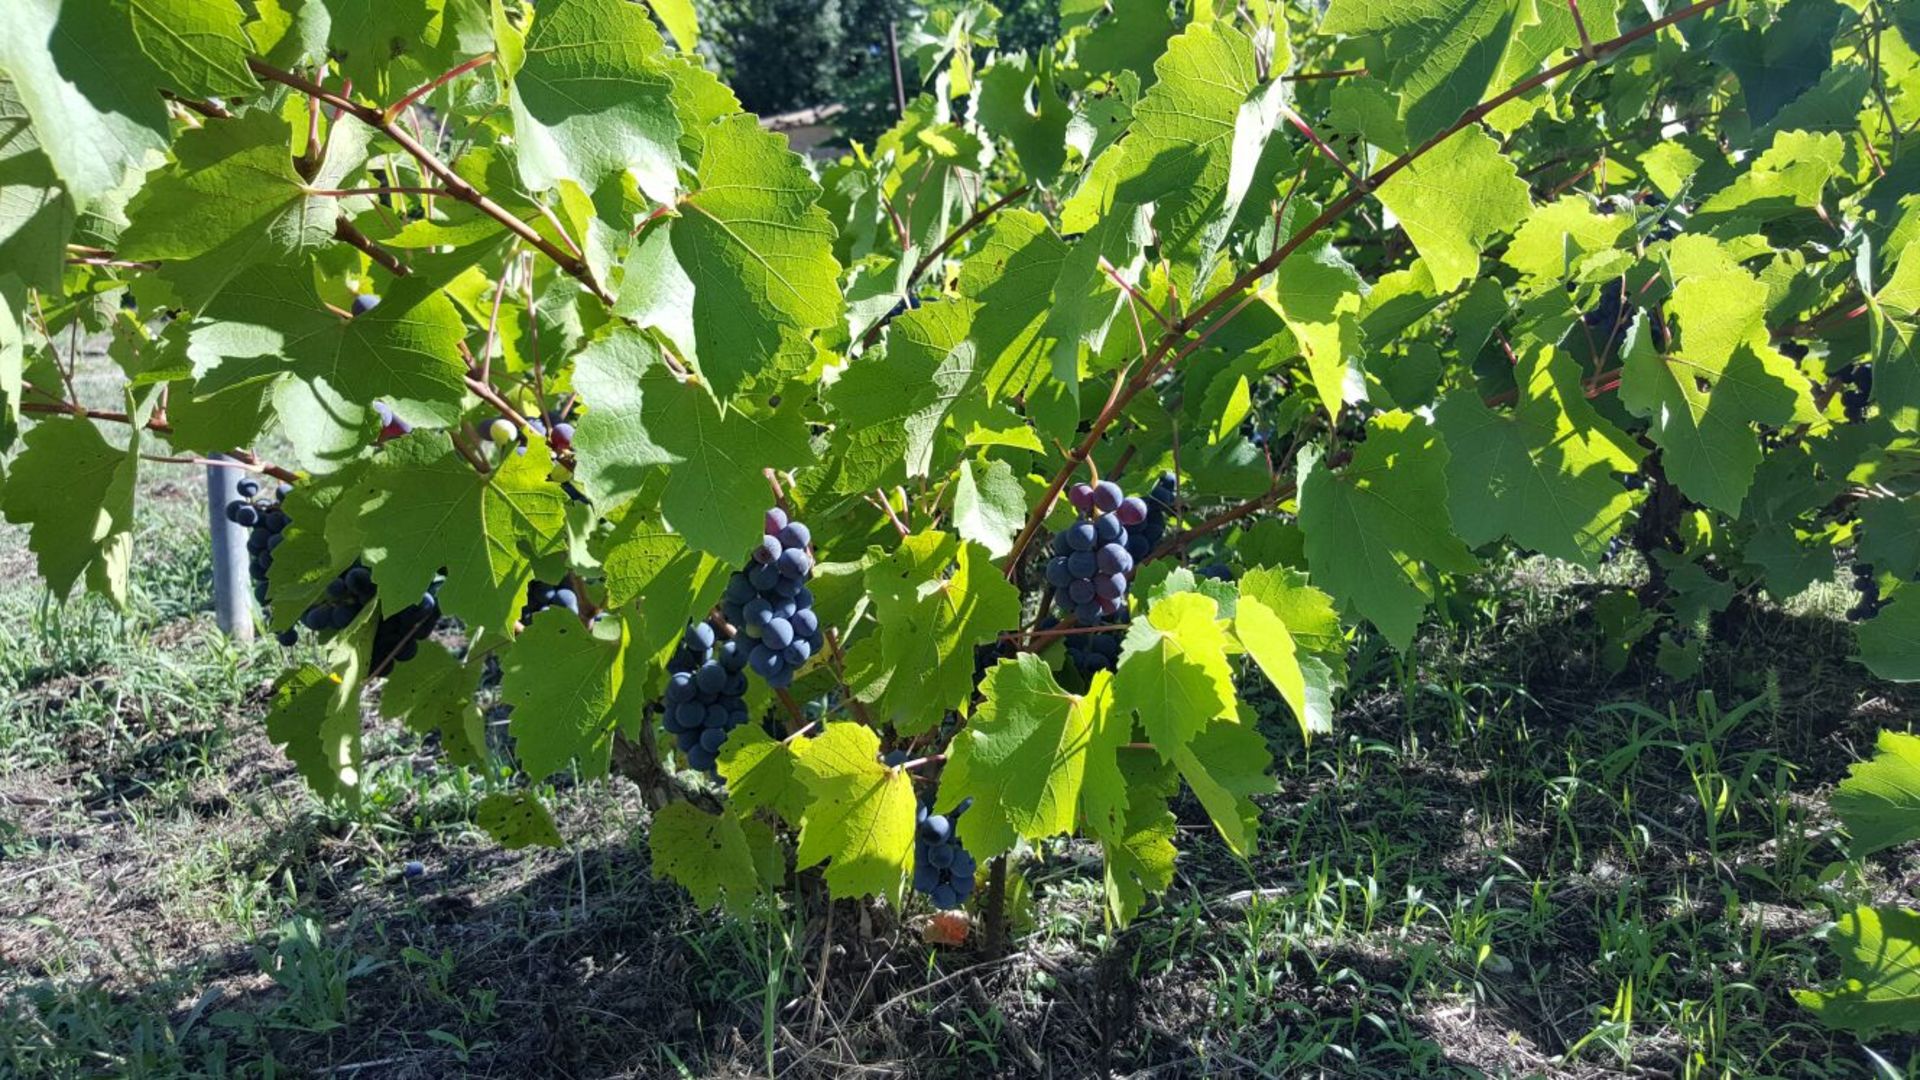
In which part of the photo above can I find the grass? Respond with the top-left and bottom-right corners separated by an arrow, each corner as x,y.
1,459 -> 1918,1078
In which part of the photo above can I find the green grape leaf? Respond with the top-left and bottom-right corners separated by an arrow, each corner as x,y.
0,0 -> 171,211
570,327 -> 814,557
1114,591 -> 1238,756
650,802 -> 771,916
1374,124 -> 1531,292
1078,0 -> 1175,86
952,458 -> 1026,560
1169,714 -> 1274,857
501,610 -> 629,781
792,723 -> 917,900
0,413 -> 139,605
508,0 -> 680,201
961,211 -> 1067,404
1434,345 -> 1642,567
827,300 -> 982,480
1083,747 -> 1178,926
1502,196 -> 1632,292
672,114 -> 841,399
1619,244 -> 1816,514
1324,0 -> 1525,144
123,0 -> 260,99
940,655 -> 1107,858
1044,203 -> 1150,396
846,532 -> 1022,734
977,53 -> 1069,183
0,76 -> 76,295
350,433 -> 569,637
1694,131 -> 1846,225
264,466 -> 364,631
1710,0 -> 1843,127
475,790 -> 565,849
1831,730 -> 1920,858
1858,590 -> 1920,682
265,633 -> 370,803
646,0 -> 698,52
1297,412 -> 1477,649
1234,566 -> 1340,742
1860,497 -> 1920,580
121,110 -> 370,306
192,265 -> 471,425
1795,906 -> 1920,1034
380,641 -> 486,767
718,722 -> 809,826
1099,22 -> 1280,271
1271,240 -> 1364,419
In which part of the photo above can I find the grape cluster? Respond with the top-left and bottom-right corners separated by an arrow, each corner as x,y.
1127,472 -> 1177,563
1045,480 -> 1145,626
719,508 -> 821,690
520,579 -> 581,624
1840,364 -> 1873,424
662,622 -> 750,773
912,798 -> 976,911
1064,616 -> 1125,674
1848,562 -> 1883,623
224,478 -> 440,667
369,580 -> 442,675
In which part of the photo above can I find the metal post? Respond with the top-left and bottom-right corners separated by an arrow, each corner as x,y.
206,455 -> 255,642
887,20 -> 908,118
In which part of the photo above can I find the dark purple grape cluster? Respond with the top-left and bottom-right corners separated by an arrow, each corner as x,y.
662,621 -> 750,773
1126,472 -> 1177,563
519,580 -> 580,624
720,508 -> 821,690
1848,562 -> 1882,623
226,478 -> 440,667
369,579 -> 442,675
1840,364 -> 1872,424
913,797 -> 976,910
1045,479 -> 1145,626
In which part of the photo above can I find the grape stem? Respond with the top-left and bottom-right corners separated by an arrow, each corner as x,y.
20,401 -> 299,481
997,0 -> 1732,580
334,217 -> 410,277
247,57 -> 616,305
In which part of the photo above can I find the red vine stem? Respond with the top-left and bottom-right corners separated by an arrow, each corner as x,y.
385,52 -> 496,123
998,0 -> 1731,580
907,183 -> 1032,287
247,58 -> 614,305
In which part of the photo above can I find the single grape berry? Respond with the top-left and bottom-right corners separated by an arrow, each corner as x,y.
488,418 -> 517,446
351,293 -> 381,317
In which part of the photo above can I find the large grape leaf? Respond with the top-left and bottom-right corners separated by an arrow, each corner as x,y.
1323,0 -> 1526,144
1297,412 -> 1478,649
1078,0 -> 1175,86
508,0 -> 680,202
348,433 -> 570,637
1082,746 -> 1178,926
718,723 -> 809,826
1114,591 -> 1238,756
977,53 -> 1069,184
1434,345 -> 1642,567
792,723 -> 917,900
1860,497 -> 1920,580
569,327 -> 814,557
0,76 -> 75,295
650,803 -> 775,916
0,0 -> 171,211
1502,196 -> 1631,292
1169,714 -> 1274,857
952,458 -> 1026,560
672,114 -> 841,400
0,413 -> 139,605
1830,730 -> 1920,857
827,300 -> 981,481
1795,906 -> 1920,1034
1710,0 -> 1844,128
1271,240 -> 1364,419
1234,566 -> 1340,742
264,466 -> 365,632
265,630 -> 372,803
120,110 -> 370,306
123,0 -> 260,99
959,209 -> 1067,403
1619,242 -> 1816,514
380,641 -> 485,767
1374,124 -> 1531,292
845,532 -> 1022,734
1858,590 -> 1920,682
939,655 -> 1108,858
191,264 -> 472,425
501,610 -> 629,781
1096,22 -> 1282,270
